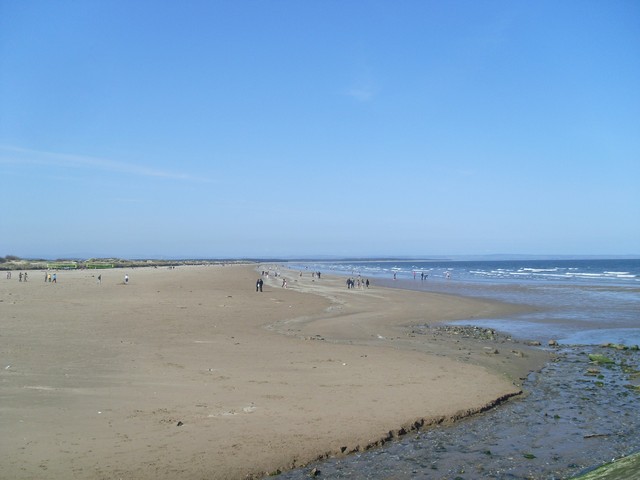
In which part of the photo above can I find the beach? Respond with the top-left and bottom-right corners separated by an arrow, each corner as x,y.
1,264 -> 549,479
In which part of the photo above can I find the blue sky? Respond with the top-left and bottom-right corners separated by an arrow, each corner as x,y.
1,0 -> 638,259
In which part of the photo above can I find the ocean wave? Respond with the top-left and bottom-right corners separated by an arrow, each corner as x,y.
289,259 -> 640,286
519,268 -> 559,273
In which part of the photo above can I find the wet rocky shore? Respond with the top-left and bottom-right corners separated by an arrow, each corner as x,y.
274,340 -> 640,480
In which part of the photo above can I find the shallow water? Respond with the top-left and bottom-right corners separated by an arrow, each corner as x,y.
376,278 -> 640,348
289,259 -> 640,348
274,346 -> 640,480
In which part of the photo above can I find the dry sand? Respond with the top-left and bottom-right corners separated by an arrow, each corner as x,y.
1,264 -> 549,479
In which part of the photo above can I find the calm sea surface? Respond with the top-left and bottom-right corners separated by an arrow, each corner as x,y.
289,259 -> 640,346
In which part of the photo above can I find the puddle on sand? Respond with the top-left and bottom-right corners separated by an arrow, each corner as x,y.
275,346 -> 640,480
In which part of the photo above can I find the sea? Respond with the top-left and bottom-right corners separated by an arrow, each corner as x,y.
288,258 -> 640,347
277,258 -> 640,479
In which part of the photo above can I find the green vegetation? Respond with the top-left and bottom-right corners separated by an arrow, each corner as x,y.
0,256 -> 256,270
570,451 -> 640,479
47,262 -> 78,270
85,263 -> 115,269
588,354 -> 615,364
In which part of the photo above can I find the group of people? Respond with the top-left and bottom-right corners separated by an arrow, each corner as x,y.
3,270 -> 132,285
418,271 -> 429,280
5,271 -> 32,282
346,277 -> 369,289
3,269 -> 138,286
4,271 -> 62,283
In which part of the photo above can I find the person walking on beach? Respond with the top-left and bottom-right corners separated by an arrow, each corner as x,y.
124,274 -> 129,284
19,272 -> 22,282
52,273 -> 57,283
24,272 -> 27,282
258,278 -> 263,292
97,274 -> 102,285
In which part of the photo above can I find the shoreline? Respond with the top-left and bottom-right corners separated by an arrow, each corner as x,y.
264,264 -> 549,386
2,264 -> 549,479
278,343 -> 640,479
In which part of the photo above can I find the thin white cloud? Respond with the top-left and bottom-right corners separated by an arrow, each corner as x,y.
346,86 -> 376,102
0,145 -> 209,182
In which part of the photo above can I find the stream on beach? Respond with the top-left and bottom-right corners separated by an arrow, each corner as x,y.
274,344 -> 640,480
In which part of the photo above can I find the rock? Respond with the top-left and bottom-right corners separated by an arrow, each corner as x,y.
309,467 -> 320,477
176,421 -> 184,427
526,341 -> 542,346
548,339 -> 558,346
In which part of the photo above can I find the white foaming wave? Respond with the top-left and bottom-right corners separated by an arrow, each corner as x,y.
470,270 -> 493,275
564,272 -> 636,281
519,268 -> 559,273
569,272 -> 615,278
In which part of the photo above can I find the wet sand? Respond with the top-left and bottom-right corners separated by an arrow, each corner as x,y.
278,344 -> 640,479
1,264 -> 548,479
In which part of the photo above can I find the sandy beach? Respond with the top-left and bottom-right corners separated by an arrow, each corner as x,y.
1,264 -> 549,479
